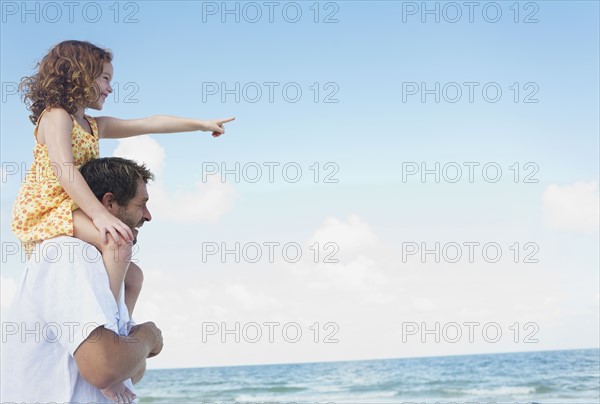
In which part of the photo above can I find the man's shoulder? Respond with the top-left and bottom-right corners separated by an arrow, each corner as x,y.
40,235 -> 93,248
27,236 -> 103,276
33,236 -> 100,262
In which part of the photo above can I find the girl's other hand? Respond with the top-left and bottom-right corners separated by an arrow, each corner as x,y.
93,211 -> 134,245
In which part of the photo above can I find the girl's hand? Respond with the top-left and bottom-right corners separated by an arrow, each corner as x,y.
92,211 -> 134,245
200,117 -> 235,137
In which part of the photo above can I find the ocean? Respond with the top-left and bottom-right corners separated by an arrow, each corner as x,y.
135,348 -> 599,403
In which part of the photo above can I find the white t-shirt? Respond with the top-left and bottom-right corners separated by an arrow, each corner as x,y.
1,236 -> 136,403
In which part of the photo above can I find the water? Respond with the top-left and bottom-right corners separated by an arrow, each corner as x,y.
136,348 -> 599,403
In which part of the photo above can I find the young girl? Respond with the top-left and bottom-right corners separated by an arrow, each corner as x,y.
12,40 -> 234,403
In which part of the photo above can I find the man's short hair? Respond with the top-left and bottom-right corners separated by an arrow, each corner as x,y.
79,157 -> 154,206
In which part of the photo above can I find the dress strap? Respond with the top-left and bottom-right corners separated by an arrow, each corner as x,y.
84,114 -> 99,139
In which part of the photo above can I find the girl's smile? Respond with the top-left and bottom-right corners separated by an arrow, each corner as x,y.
91,62 -> 113,110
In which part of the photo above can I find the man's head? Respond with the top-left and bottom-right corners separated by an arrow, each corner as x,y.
80,157 -> 154,242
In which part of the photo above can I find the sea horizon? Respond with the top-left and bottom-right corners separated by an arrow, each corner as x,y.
146,346 -> 600,371
136,348 -> 600,403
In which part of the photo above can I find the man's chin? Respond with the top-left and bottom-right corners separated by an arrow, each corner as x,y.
132,228 -> 139,245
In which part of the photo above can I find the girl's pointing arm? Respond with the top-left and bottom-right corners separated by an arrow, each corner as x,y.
96,115 -> 235,139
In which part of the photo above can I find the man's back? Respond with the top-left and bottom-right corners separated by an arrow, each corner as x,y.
1,237 -> 135,403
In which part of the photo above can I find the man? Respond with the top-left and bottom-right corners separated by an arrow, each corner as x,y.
1,157 -> 163,403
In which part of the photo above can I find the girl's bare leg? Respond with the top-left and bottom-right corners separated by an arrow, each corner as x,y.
72,209 -> 132,303
101,382 -> 136,404
125,262 -> 143,317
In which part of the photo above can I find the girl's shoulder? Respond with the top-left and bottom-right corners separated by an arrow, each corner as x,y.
38,106 -> 73,124
35,107 -> 75,143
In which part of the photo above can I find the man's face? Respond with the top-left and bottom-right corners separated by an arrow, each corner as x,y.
115,180 -> 152,243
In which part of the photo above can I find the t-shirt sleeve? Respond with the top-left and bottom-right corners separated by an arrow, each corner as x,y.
30,238 -> 122,356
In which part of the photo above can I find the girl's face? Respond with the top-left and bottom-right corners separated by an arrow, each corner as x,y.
89,62 -> 113,110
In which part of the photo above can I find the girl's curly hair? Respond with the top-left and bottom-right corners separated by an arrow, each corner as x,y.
19,40 -> 113,125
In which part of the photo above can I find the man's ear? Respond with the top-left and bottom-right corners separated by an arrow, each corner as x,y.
100,192 -> 117,212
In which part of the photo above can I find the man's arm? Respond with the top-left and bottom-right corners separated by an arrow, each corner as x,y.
131,359 -> 147,385
73,322 -> 162,389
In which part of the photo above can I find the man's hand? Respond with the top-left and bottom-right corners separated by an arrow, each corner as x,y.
131,322 -> 163,358
75,321 -> 163,390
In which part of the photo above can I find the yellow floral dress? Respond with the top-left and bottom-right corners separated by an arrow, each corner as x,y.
12,108 -> 99,255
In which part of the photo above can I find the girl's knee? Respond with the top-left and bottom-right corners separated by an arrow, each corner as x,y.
126,262 -> 144,289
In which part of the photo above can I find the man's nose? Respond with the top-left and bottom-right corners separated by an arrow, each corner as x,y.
143,206 -> 152,222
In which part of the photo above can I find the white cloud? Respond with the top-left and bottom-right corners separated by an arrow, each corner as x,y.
301,215 -> 392,297
112,136 -> 236,223
304,255 -> 387,295
113,136 -> 166,176
542,180 -> 599,233
309,214 -> 381,261
133,214 -> 395,368
225,283 -> 278,311
412,297 -> 438,311
150,175 -> 237,223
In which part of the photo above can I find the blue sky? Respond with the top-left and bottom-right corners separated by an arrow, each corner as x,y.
1,1 -> 599,369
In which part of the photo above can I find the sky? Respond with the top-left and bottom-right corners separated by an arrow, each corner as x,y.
0,1 -> 599,369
